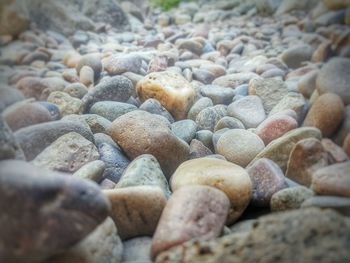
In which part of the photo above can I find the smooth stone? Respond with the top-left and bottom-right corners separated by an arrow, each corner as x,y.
79,66 -> 94,87
36,101 -> 61,120
270,186 -> 315,211
343,134 -> 350,156
303,93 -> 344,137
0,85 -> 25,112
3,102 -> 52,132
139,98 -> 175,123
217,129 -> 265,167
46,217 -> 122,263
249,127 -> 322,172
195,105 -> 227,132
248,78 -> 289,114
94,133 -> 118,148
73,160 -> 105,182
334,105 -> 350,145
90,101 -> 137,122
286,138 -> 329,187
212,128 -> 230,153
98,143 -> 130,183
192,69 -> 215,84
247,158 -> 287,207
100,178 -> 116,190
63,114 -> 111,134
311,162 -> 350,197
255,114 -> 298,145
189,139 -> 213,159
200,85 -> 235,105
316,57 -> 350,105
137,71 -> 196,120
122,237 -> 152,262
148,55 -> 168,73
298,70 -> 318,98
171,119 -> 197,144
151,185 -> 230,260
82,76 -> 133,112
0,160 -> 110,263
281,44 -> 314,69
301,196 -> 350,216
171,158 -> 252,224
227,95 -> 266,129
0,116 -> 24,160
104,186 -> 167,240
321,138 -> 349,163
155,208 -> 350,263
195,130 -> 214,151
107,111 -> 189,178
187,97 -> 214,121
116,154 -> 171,198
14,120 -> 94,161
63,83 -> 88,99
105,54 -> 142,75
214,116 -> 245,132
177,39 -> 203,55
47,91 -> 84,116
212,72 -> 260,88
76,54 -> 102,81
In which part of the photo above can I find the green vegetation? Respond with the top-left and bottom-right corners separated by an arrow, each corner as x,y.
150,0 -> 182,11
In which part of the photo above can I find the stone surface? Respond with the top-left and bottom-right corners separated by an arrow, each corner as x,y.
151,185 -> 230,259
303,93 -> 344,137
105,54 -> 143,75
200,85 -> 235,105
270,186 -> 315,211
137,71 -> 196,120
73,160 -> 105,182
195,105 -> 227,132
122,237 -> 152,262
227,96 -> 266,129
0,115 -> 24,161
0,160 -> 110,263
90,101 -> 137,122
286,138 -> 329,187
189,139 -> 213,159
104,186 -> 167,240
171,158 -> 252,224
212,72 -> 260,89
47,91 -> 84,117
187,97 -> 214,121
249,127 -> 322,172
108,111 -> 189,178
217,129 -> 265,167
322,138 -> 349,163
0,86 -> 25,112
155,208 -> 350,263
14,120 -> 94,161
247,158 -> 287,207
281,44 -> 314,69
76,54 -> 102,82
301,195 -> 350,216
311,162 -> 350,197
214,116 -> 245,132
171,119 -> 197,144
139,98 -> 175,123
32,132 -> 100,173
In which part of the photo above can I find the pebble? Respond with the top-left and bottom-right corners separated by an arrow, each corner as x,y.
200,85 -> 235,105
227,95 -> 266,128
195,105 -> 227,131
212,72 -> 260,88
0,116 -> 24,160
321,138 -> 349,163
63,83 -> 88,99
73,160 -> 106,182
270,186 -> 315,211
281,44 -> 314,69
217,129 -> 265,167
195,129 -> 214,151
90,101 -> 137,121
334,105 -> 350,145
247,158 -> 287,207
311,162 -> 350,197
107,110 -> 189,178
139,98 -> 175,123
0,160 -> 110,263
214,116 -> 245,131
187,97 -> 214,121
171,119 -> 197,143
151,185 -> 230,259
47,91 -> 84,116
0,85 -> 25,112
105,54 -> 143,75
104,186 -> 167,240
137,71 -> 196,120
79,65 -> 95,87
76,54 -> 102,81
189,139 -> 213,159
343,134 -> 350,156
303,93 -> 344,137
301,196 -> 350,216
122,237 -> 152,262
171,157 -> 252,224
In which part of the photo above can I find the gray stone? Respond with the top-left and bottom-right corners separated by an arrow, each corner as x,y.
90,101 -> 137,122
270,186 -> 315,211
73,160 -> 106,183
123,237 -> 152,263
140,98 -> 175,123
187,97 -> 214,121
200,85 -> 235,105
171,120 -> 197,144
0,116 -> 24,161
195,105 -> 227,132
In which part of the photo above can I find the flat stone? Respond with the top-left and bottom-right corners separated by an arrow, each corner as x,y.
104,186 -> 167,240
151,185 -> 230,259
108,111 -> 189,178
286,138 -> 329,186
200,85 -> 235,105
0,160 -> 110,263
105,54 -> 143,75
303,93 -> 344,137
247,158 -> 287,207
298,70 -> 318,98
137,71 -> 196,120
171,158 -> 252,224
311,162 -> 350,197
249,127 -> 322,172
0,85 -> 25,112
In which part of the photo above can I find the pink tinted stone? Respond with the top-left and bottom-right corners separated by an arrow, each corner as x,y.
256,114 -> 298,145
151,185 -> 230,260
247,158 -> 287,207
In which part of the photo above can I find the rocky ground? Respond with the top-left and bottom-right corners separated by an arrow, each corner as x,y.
1,0 -> 350,262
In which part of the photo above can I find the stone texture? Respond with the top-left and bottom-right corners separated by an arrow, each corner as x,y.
139,98 -> 175,123
247,158 -> 287,207
0,160 -> 110,263
311,162 -> 350,197
151,185 -> 230,259
171,119 -> 197,144
195,105 -> 227,132
122,237 -> 152,262
90,101 -> 137,122
76,54 -> 102,82
249,127 -> 322,172
286,138 -> 329,187
0,115 -> 24,161
321,138 -> 349,163
217,129 -> 265,167
137,71 -> 196,120
281,44 -> 314,69
187,97 -> 213,121
108,110 -> 189,178
303,93 -> 344,137
270,186 -> 315,211
189,139 -> 213,159
73,160 -> 105,182
301,195 -> 350,216
105,54 -> 143,75
200,85 -> 235,105
47,91 -> 84,117
212,72 -> 260,89
0,85 -> 25,112
171,158 -> 252,224
155,208 -> 350,263
104,186 -> 167,240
